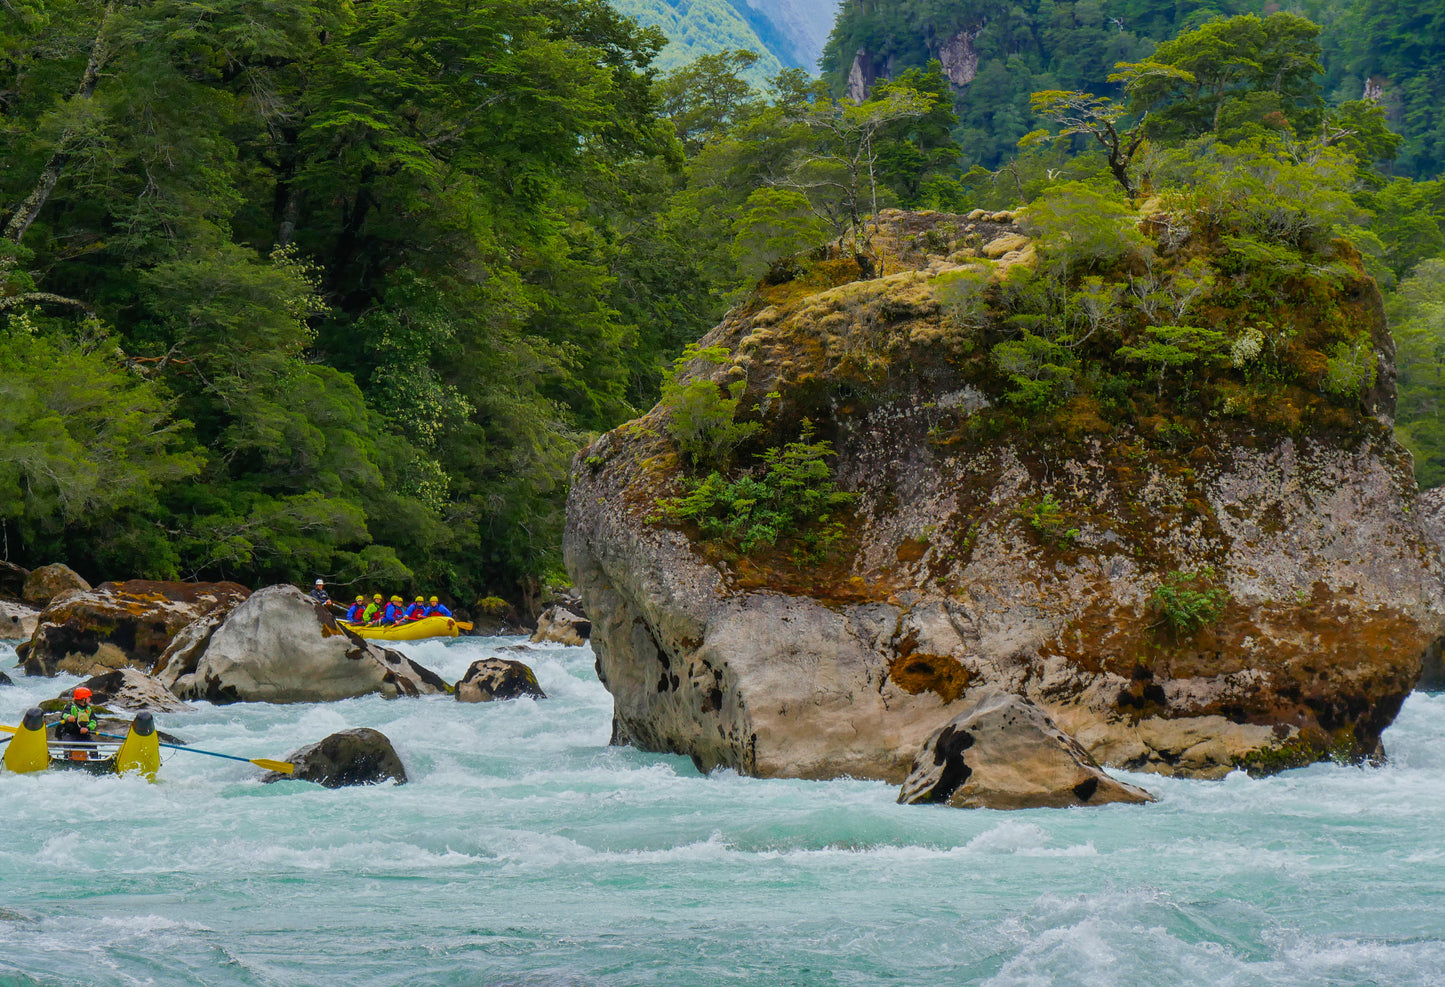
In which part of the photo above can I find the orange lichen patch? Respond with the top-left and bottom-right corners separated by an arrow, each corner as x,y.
896,540 -> 928,563
887,653 -> 972,704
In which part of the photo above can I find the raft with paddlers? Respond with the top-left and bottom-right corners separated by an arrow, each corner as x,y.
2,708 -> 295,780
342,614 -> 462,641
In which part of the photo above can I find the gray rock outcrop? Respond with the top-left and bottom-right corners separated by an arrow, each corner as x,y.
530,604 -> 590,646
156,585 -> 447,703
263,728 -> 407,787
897,693 -> 1155,810
22,563 -> 90,607
456,658 -> 546,702
565,210 -> 1445,785
58,669 -> 194,714
22,580 -> 250,677
0,601 -> 39,641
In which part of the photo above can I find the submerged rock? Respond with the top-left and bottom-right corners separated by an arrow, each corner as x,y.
898,693 -> 1154,810
0,669 -> 11,687
263,728 -> 407,787
23,580 -> 250,678
566,209 -> 1445,784
530,604 -> 590,646
156,585 -> 447,703
22,563 -> 90,607
456,658 -> 546,703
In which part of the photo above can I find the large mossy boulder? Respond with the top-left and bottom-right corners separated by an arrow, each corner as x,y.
22,564 -> 91,607
50,669 -> 194,714
565,209 -> 1445,784
22,581 -> 250,677
155,585 -> 447,703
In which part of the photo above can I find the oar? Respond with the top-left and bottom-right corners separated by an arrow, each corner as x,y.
455,621 -> 473,632
1,724 -> 294,774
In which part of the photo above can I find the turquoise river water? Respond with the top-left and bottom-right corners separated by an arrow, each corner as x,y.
2,635 -> 1444,986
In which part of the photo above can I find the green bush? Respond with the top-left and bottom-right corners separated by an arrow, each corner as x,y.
1015,493 -> 1079,546
659,344 -> 761,470
1150,567 -> 1230,634
655,422 -> 856,561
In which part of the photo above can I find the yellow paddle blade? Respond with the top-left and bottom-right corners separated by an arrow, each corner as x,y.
455,621 -> 473,632
255,758 -> 295,774
0,724 -> 18,734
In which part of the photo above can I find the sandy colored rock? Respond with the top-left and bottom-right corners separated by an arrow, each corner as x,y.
158,585 -> 447,703
898,693 -> 1154,809
59,668 -> 194,714
565,210 -> 1443,784
456,658 -> 547,703
22,564 -> 90,607
530,605 -> 591,646
0,601 -> 39,641
23,581 -> 250,677
263,728 -> 406,787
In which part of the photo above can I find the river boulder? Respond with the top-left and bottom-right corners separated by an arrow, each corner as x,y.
263,728 -> 407,787
0,601 -> 39,642
22,563 -> 90,607
530,604 -> 590,646
155,585 -> 447,703
47,669 -> 194,714
456,658 -> 547,702
0,670 -> 11,687
21,580 -> 250,678
565,209 -> 1445,784
898,693 -> 1154,809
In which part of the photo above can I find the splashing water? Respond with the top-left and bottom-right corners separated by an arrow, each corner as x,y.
2,637 -> 1443,986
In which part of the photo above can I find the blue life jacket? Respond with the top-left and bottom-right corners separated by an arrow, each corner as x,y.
383,602 -> 403,623
427,603 -> 452,617
345,603 -> 366,622
404,603 -> 427,621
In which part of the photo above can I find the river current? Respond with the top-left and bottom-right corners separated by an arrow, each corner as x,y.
2,635 -> 1443,986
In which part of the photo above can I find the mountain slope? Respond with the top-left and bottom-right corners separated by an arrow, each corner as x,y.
612,0 -> 840,81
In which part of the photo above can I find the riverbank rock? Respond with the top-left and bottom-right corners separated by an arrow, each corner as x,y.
22,564 -> 90,607
0,670 -> 11,687
263,728 -> 407,787
156,585 -> 447,703
456,658 -> 546,702
565,209 -> 1445,784
0,601 -> 39,641
49,669 -> 194,714
1416,486 -> 1445,690
21,581 -> 250,678
897,693 -> 1154,809
530,604 -> 590,646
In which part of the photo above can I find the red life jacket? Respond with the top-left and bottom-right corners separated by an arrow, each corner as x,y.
404,603 -> 427,621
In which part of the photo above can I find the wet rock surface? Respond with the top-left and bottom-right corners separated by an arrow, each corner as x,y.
156,585 -> 446,703
530,604 -> 590,646
263,728 -> 407,787
23,580 -> 250,678
897,693 -> 1154,810
48,669 -> 194,714
0,601 -> 39,642
456,658 -> 546,703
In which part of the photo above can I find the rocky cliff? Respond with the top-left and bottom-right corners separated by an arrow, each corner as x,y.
566,208 -> 1445,783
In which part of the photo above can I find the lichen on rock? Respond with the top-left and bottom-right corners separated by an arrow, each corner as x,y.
566,208 -> 1445,785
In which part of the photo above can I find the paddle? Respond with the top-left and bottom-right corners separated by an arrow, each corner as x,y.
1,724 -> 294,774
456,621 -> 473,632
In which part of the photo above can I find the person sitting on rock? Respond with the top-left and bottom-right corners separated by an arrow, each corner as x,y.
56,686 -> 99,745
310,579 -> 332,607
426,596 -> 452,618
382,596 -> 405,625
363,594 -> 383,623
345,596 -> 366,622
404,597 -> 428,622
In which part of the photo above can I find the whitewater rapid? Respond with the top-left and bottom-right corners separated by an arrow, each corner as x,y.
2,636 -> 1443,985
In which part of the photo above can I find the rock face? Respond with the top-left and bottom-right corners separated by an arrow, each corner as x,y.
263,728 -> 407,787
565,210 -> 1445,784
898,693 -> 1154,809
156,585 -> 448,703
1416,486 -> 1445,690
0,601 -> 39,641
22,581 -> 250,677
59,668 -> 194,714
456,658 -> 547,703
530,604 -> 591,646
22,563 -> 90,607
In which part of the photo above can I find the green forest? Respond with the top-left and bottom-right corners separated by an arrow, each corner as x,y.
2,0 -> 1444,610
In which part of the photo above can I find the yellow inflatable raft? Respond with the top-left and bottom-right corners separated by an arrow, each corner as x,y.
2,708 -> 161,781
342,615 -> 459,641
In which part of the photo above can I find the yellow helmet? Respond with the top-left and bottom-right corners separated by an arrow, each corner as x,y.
391,596 -> 402,603
355,595 -> 364,602
373,594 -> 382,601
429,596 -> 439,603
